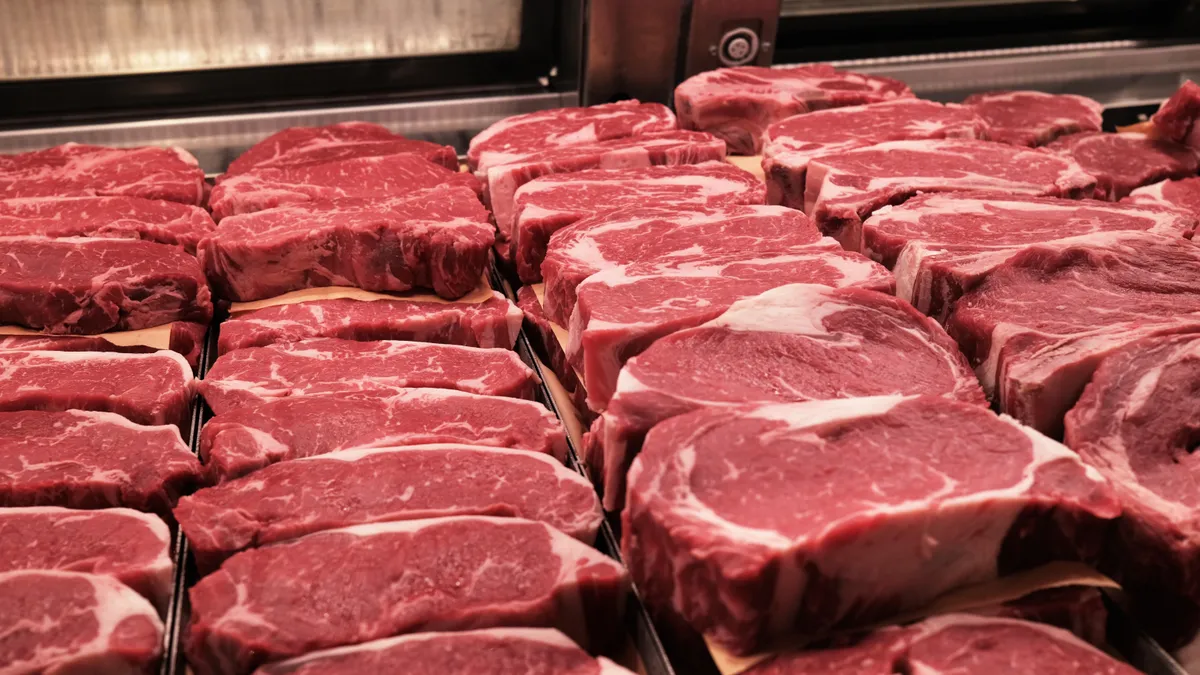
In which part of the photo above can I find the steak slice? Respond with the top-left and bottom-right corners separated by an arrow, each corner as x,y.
963,90 -> 1104,147
863,194 -> 1197,321
1045,131 -> 1199,200
762,99 -> 987,209
1152,80 -> 1200,147
185,516 -> 629,675
0,320 -> 208,367
805,139 -> 1097,250
623,395 -> 1119,654
217,292 -> 521,354
946,230 -> 1200,435
674,64 -> 914,155
200,338 -> 538,415
0,570 -> 163,674
199,389 -> 564,482
1127,175 -> 1200,217
201,184 -> 492,301
222,122 -> 458,177
0,350 -> 194,426
511,161 -> 764,282
0,409 -> 201,513
567,244 -> 893,410
177,444 -> 601,572
542,204 -> 823,326
589,283 -> 986,510
0,142 -> 205,205
256,627 -> 636,675
467,100 -> 676,173
0,506 -> 173,610
0,236 -> 212,333
0,195 -> 215,252
208,153 -> 481,221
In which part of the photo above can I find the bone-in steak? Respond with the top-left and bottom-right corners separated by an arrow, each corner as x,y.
0,321 -> 208,367
199,338 -> 538,415
1127,176 -> 1200,217
0,142 -> 205,205
511,161 -> 764,282
762,99 -> 988,209
1045,131 -> 1199,200
806,139 -> 1096,250
185,516 -> 629,675
963,90 -> 1104,147
222,122 -> 458,177
623,395 -> 1119,654
200,184 -> 493,301
674,64 -> 914,155
0,195 -> 215,252
589,283 -> 986,510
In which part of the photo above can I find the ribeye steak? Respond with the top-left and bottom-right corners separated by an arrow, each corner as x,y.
517,286 -> 587,413
222,122 -> 458,177
962,90 -> 1103,147
1153,80 -> 1200,148
0,320 -> 208,367
1127,176 -> 1200,218
0,195 -> 215,252
0,142 -> 205,205
1045,131 -> 1199,200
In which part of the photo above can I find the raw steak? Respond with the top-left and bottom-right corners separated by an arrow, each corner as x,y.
805,139 -> 1097,250
0,506 -> 173,610
0,142 -> 205,205
947,230 -> 1200,435
963,90 -> 1103,147
0,236 -> 212,333
1152,80 -> 1200,147
762,99 -> 988,209
199,389 -> 564,482
588,283 -> 986,510
467,100 -> 676,173
863,194 -> 1197,320
0,195 -> 215,252
200,338 -> 538,415
0,350 -> 194,427
517,287 -> 587,412
485,130 -> 726,244
0,320 -> 208,367
0,569 -> 163,675
511,161 -> 764,282
177,444 -> 601,571
0,409 -> 201,513
208,153 -> 481,221
542,204 -> 823,326
256,627 -> 636,675
622,395 -> 1119,654
674,64 -> 914,154
1045,131 -> 1199,200
567,243 -> 893,410
1064,334 -> 1200,644
185,516 -> 629,675
223,122 -> 458,177
1127,175 -> 1200,217
217,292 -> 521,354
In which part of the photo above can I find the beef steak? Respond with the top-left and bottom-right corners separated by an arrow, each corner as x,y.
0,195 -> 215,252
962,90 -> 1103,147
1153,80 -> 1200,147
222,122 -> 458,177
0,320 -> 208,367
1045,131 -> 1200,200
517,286 -> 587,413
0,142 -> 205,205
1127,176 -> 1200,217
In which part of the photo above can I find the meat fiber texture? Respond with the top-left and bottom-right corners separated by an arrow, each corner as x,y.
762,99 -> 989,209
200,338 -> 539,415
946,230 -> 1200,436
218,291 -> 522,354
588,283 -> 987,510
0,142 -> 206,205
517,286 -> 588,413
1127,175 -> 1200,218
1065,333 -> 1200,646
0,350 -> 194,427
742,614 -> 1138,675
485,130 -> 727,245
0,506 -> 173,610
200,184 -> 493,301
255,627 -> 636,675
208,152 -> 482,221
963,90 -> 1104,147
0,320 -> 208,367
1044,131 -> 1200,200
199,389 -> 564,482
567,241 -> 893,410
1153,80 -> 1200,148
0,569 -> 164,674
221,121 -> 458,179
863,194 -> 1198,321
542,204 -> 824,327
622,395 -> 1119,654
674,64 -> 915,155
0,409 -> 201,514
467,99 -> 677,174
177,444 -> 601,572
0,195 -> 215,253
511,161 -> 764,282
805,139 -> 1098,251
0,236 -> 213,334
185,516 -> 630,675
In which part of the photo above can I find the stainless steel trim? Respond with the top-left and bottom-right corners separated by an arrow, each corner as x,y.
781,0 -> 1074,17
583,0 -> 686,105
